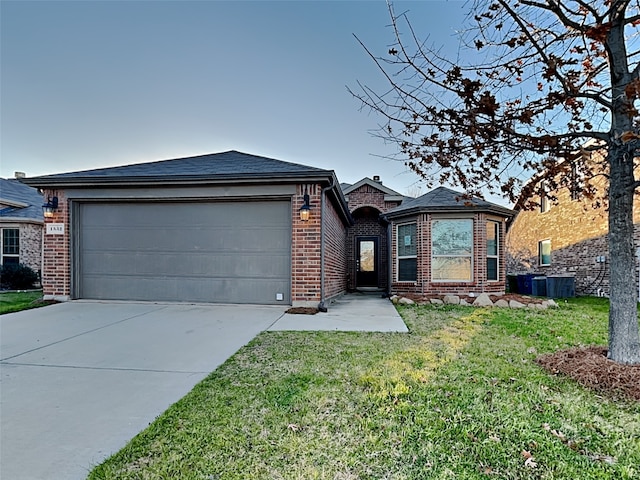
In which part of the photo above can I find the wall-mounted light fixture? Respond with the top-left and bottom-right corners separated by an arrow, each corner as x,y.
42,196 -> 59,218
299,188 -> 311,221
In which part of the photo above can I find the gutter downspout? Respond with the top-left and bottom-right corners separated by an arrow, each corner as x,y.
318,178 -> 335,312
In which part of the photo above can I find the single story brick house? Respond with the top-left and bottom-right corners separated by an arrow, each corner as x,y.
0,176 -> 44,273
24,151 -> 514,306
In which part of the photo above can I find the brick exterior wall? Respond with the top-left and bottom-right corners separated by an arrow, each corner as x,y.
290,184 -> 321,305
37,182 -> 347,306
290,183 -> 349,306
41,189 -> 71,300
20,223 -> 42,273
344,182 -> 402,292
0,222 -> 42,273
345,183 -> 401,212
390,213 -> 508,296
322,191 -> 348,301
506,176 -> 640,297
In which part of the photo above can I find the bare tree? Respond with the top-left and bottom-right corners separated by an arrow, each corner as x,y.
352,0 -> 640,364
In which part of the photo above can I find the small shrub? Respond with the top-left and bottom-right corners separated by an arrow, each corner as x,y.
0,263 -> 39,290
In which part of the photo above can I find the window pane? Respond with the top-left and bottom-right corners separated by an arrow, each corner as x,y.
432,219 -> 472,255
397,223 -> 416,257
487,257 -> 498,281
432,257 -> 471,281
398,258 -> 417,281
2,256 -> 19,265
487,221 -> 498,256
2,229 -> 19,255
539,240 -> 551,265
359,241 -> 375,272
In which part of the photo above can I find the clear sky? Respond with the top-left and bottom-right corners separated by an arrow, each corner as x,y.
1,0 -> 469,197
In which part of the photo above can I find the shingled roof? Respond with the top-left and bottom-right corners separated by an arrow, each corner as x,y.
23,150 -> 333,187
384,186 -> 513,219
0,178 -> 44,223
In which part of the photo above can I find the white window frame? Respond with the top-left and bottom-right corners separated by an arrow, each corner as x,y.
396,222 -> 417,282
431,218 -> 473,282
1,228 -> 20,265
487,220 -> 500,282
540,181 -> 549,213
539,239 -> 552,266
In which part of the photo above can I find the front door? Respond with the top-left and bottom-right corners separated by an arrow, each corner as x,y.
356,237 -> 379,288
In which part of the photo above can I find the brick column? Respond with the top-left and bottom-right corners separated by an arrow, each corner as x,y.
42,189 -> 71,301
291,184 -> 322,306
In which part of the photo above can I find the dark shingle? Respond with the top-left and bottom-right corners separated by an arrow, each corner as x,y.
25,151 -> 329,182
385,186 -> 513,218
0,178 -> 44,222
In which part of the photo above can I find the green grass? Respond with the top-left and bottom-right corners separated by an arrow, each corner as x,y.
89,298 -> 640,479
0,290 -> 46,314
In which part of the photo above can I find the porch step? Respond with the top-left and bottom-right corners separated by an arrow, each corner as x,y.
355,287 -> 386,296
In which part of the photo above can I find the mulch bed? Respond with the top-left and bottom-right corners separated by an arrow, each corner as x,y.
285,307 -> 319,315
536,346 -> 640,402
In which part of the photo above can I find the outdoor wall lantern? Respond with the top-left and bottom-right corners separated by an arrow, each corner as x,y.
299,188 -> 311,221
42,196 -> 59,218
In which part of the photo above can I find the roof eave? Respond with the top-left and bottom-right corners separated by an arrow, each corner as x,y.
0,216 -> 44,225
0,199 -> 29,208
385,205 -> 514,220
22,171 -> 335,189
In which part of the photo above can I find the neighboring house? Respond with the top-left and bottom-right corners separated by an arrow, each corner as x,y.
506,164 -> 640,297
0,176 -> 44,273
24,151 -> 514,306
384,187 -> 514,297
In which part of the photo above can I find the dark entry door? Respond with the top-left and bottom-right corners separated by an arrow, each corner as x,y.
356,237 -> 379,287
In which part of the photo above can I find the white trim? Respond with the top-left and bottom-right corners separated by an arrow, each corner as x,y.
487,220 -> 500,282
396,222 -> 417,282
538,239 -> 552,266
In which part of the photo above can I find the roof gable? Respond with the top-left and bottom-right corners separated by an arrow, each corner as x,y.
342,177 -> 404,199
385,186 -> 513,218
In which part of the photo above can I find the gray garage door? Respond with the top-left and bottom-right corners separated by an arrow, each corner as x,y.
77,201 -> 291,304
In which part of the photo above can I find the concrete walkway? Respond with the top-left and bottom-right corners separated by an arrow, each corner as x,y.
0,302 -> 281,480
270,293 -> 408,332
0,295 -> 406,480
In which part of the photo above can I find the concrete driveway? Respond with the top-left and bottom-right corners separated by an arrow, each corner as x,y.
0,301 -> 283,480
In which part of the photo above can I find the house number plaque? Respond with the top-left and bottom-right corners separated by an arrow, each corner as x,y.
46,223 -> 65,235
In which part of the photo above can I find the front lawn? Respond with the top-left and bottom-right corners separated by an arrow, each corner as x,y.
89,298 -> 639,479
0,290 -> 46,314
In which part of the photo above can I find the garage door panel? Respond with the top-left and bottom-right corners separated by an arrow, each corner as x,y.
78,201 -> 291,304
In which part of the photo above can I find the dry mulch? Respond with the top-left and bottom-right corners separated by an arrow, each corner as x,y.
285,307 -> 319,315
536,346 -> 640,402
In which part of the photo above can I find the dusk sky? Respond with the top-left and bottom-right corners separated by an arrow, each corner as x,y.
1,1 -> 470,197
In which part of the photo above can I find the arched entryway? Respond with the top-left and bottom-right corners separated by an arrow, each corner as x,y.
347,206 -> 389,292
